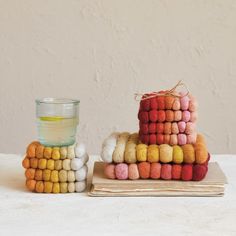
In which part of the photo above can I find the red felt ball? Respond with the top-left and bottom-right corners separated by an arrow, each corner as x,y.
157,110 -> 166,122
156,123 -> 164,134
148,123 -> 156,134
140,98 -> 150,111
157,96 -> 165,110
149,110 -> 158,122
139,122 -> 149,134
192,164 -> 208,181
138,111 -> 149,123
138,162 -> 151,179
140,134 -> 149,144
172,164 -> 182,180
150,97 -> 158,110
161,164 -> 172,180
149,134 -> 157,145
157,134 -> 164,145
150,163 -> 161,179
181,164 -> 193,181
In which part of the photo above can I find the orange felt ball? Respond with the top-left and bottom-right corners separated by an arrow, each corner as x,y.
26,179 -> 36,191
35,181 -> 44,193
165,96 -> 175,110
164,122 -> 172,135
22,156 -> 30,169
138,162 -> 151,179
172,165 -> 182,180
25,168 -> 35,180
166,110 -> 174,122
150,163 -> 161,179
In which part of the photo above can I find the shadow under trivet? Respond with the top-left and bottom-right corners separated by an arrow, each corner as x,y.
88,162 -> 227,197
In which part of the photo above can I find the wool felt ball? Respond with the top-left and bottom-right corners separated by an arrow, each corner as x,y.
180,95 -> 190,110
172,165 -> 182,180
157,96 -> 165,110
187,133 -> 197,144
166,110 -> 174,122
185,122 -> 195,135
75,142 -> 87,158
190,111 -> 198,122
139,134 -> 149,145
25,168 -> 35,180
147,145 -> 159,163
47,159 -> 55,170
104,164 -> 116,179
138,111 -> 149,123
182,111 -> 191,122
157,134 -> 164,145
178,121 -> 186,133
156,123 -> 164,134
115,163 -> 128,180
172,98 -> 181,110
173,145 -> 183,164
26,141 -> 39,158
67,145 -> 76,159
149,134 -> 157,145
149,110 -> 158,122
196,134 -> 206,144
55,160 -> 62,170
63,159 -> 71,170
148,123 -> 157,134
22,157 -> 30,169
181,164 -> 193,181
165,96 -> 175,109
159,144 -> 173,163
26,179 -> 36,191
174,111 -> 182,121
157,110 -> 166,122
140,98 -> 150,111
35,181 -> 44,193
125,134 -> 139,163
140,123 -> 149,134
189,95 -> 198,112
38,159 -> 47,170
101,146 -> 114,163
44,181 -> 53,193
67,170 -> 76,182
150,97 -> 158,110
182,144 -> 195,164
59,169 -> 67,182
60,147 -> 67,160
43,169 -> 51,181
171,123 -> 179,134
136,144 -> 148,161
52,147 -> 60,160
138,162 -> 151,179
51,170 -> 59,182
44,147 -> 52,159
150,163 -> 161,179
71,155 -> 87,170
164,135 -> 170,144
170,134 -> 178,145
192,164 -> 208,181
195,144 -> 208,164
35,169 -> 43,181
75,165 -> 88,181
164,122 -> 172,135
128,164 -> 140,180
75,181 -> 87,192
36,144 -> 44,159
178,134 -> 187,145
30,158 -> 38,169
161,164 -> 172,180
52,183 -> 60,193
68,183 -> 75,193
60,182 -> 68,193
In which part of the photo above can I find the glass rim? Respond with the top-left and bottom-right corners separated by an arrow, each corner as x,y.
35,98 -> 80,105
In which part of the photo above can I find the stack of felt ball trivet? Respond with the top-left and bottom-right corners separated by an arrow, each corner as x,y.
100,81 -> 211,182
22,142 -> 88,193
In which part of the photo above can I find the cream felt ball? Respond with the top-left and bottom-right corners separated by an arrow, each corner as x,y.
71,153 -> 89,170
68,182 -> 75,193
101,145 -> 114,163
67,144 -> 76,159
75,143 -> 86,158
67,170 -> 76,182
75,165 -> 88,181
75,181 -> 87,192
62,159 -> 71,170
102,132 -> 119,148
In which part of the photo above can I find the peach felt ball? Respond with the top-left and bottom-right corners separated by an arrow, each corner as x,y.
104,164 -> 116,179
161,164 -> 172,180
128,164 -> 140,180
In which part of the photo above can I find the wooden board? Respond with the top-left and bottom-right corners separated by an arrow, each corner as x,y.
89,162 -> 227,197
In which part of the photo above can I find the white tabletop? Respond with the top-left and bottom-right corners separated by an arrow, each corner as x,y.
0,154 -> 235,236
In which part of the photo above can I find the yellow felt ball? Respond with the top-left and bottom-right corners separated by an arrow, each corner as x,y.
44,181 -> 53,193
147,145 -> 159,163
159,144 -> 173,163
44,147 -> 52,159
47,159 -> 55,170
59,170 -> 67,182
52,183 -> 60,193
38,159 -> 47,170
60,183 -> 68,193
173,145 -> 183,164
51,170 -> 59,182
43,169 -> 51,181
52,147 -> 60,160
182,144 -> 195,164
136,144 -> 148,162
60,147 -> 67,159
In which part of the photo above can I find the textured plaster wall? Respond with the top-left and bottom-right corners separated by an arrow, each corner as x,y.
0,0 -> 236,154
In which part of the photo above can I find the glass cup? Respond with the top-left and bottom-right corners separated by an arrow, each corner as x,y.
36,98 -> 79,147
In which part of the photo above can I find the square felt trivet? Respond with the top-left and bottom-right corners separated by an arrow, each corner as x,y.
88,162 -> 227,197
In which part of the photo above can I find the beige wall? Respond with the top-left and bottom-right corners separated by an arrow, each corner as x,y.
0,0 -> 236,154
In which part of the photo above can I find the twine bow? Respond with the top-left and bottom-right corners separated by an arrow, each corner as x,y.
134,80 -> 189,101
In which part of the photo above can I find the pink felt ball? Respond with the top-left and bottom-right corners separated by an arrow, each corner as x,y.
178,121 -> 186,133
190,112 -> 198,122
115,163 -> 128,180
187,133 -> 197,144
178,134 -> 187,145
185,122 -> 195,135
182,111 -> 191,122
180,95 -> 190,110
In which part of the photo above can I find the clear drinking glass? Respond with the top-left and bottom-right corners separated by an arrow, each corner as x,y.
36,98 -> 79,147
